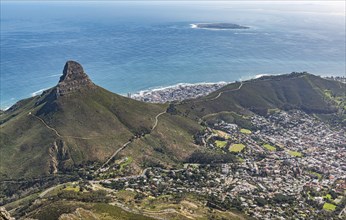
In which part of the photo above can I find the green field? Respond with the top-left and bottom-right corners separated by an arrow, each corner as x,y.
229,144 -> 245,152
213,129 -> 230,139
240,128 -> 251,134
64,185 -> 80,192
323,202 -> 336,211
215,140 -> 227,148
323,194 -> 332,200
288,150 -> 302,157
263,144 -> 276,151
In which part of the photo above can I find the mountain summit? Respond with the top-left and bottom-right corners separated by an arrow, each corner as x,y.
57,61 -> 94,96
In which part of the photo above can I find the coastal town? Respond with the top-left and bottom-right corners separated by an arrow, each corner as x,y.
130,82 -> 227,103
94,109 -> 346,219
130,75 -> 346,104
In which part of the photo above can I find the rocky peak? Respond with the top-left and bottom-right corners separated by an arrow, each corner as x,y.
56,61 -> 95,96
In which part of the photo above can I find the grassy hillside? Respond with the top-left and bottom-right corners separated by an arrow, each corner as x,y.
0,83 -> 200,180
177,73 -> 345,120
1,71 -> 343,181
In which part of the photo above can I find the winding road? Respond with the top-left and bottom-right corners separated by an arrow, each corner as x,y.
193,81 -> 243,103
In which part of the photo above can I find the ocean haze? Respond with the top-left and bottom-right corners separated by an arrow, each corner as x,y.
1,1 -> 345,109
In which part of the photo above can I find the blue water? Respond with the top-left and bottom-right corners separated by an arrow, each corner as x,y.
1,1 -> 345,109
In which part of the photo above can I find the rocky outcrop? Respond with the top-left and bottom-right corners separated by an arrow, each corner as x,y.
56,61 -> 95,96
0,207 -> 14,220
49,140 -> 71,174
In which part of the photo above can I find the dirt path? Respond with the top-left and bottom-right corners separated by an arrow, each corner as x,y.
97,110 -> 166,172
30,113 -> 94,140
38,183 -> 65,198
194,82 -> 243,103
152,111 -> 166,131
30,113 -> 61,137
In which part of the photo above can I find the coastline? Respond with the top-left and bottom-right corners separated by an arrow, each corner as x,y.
1,74 -> 344,111
130,81 -> 229,103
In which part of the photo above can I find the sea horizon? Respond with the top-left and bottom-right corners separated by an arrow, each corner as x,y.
1,1 -> 345,109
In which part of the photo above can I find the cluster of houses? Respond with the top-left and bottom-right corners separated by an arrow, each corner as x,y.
130,82 -> 227,103
98,109 -> 345,219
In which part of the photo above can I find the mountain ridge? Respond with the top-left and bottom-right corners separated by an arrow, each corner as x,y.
1,63 -> 345,181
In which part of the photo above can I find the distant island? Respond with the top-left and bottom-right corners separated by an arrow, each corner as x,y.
191,23 -> 249,30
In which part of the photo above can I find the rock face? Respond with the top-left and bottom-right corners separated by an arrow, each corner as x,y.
49,140 -> 71,174
0,207 -> 14,220
56,61 -> 95,96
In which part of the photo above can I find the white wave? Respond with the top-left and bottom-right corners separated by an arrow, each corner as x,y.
47,74 -> 61,78
254,74 -> 271,79
2,106 -> 10,111
31,88 -> 49,97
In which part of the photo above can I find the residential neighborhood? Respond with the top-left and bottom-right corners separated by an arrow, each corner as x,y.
96,110 -> 346,219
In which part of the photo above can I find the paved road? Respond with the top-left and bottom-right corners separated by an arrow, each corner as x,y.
38,183 -> 66,198
96,141 -> 131,172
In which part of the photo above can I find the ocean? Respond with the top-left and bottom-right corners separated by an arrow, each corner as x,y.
1,1 -> 345,109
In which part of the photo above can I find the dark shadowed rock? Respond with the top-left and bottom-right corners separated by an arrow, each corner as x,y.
56,61 -> 95,96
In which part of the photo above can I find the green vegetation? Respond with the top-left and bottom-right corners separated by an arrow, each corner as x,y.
236,157 -> 244,162
215,140 -> 227,148
240,128 -> 251,134
273,193 -> 294,204
27,200 -> 155,220
119,157 -> 133,172
229,144 -> 245,152
202,111 -> 254,130
263,144 -> 276,151
309,171 -> 322,181
4,192 -> 40,211
64,185 -> 80,192
0,70 -> 201,180
187,150 -> 236,164
92,203 -> 155,220
323,202 -> 336,211
178,73 -> 345,119
213,129 -> 230,139
288,150 -> 302,157
323,194 -> 332,200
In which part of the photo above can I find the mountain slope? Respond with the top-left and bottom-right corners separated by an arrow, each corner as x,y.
177,73 -> 345,120
1,66 -> 344,180
0,61 -> 201,180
